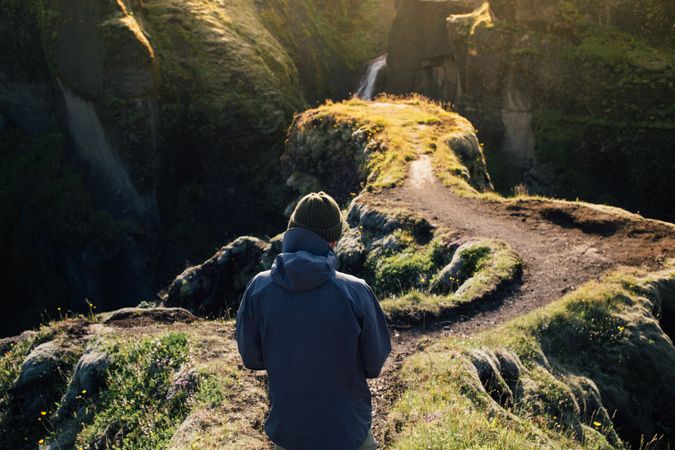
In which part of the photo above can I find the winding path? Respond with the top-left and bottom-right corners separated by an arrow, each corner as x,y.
370,155 -> 675,442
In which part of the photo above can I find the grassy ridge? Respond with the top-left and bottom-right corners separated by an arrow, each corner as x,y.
385,264 -> 675,448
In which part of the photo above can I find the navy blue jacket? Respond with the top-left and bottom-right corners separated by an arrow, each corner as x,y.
236,227 -> 391,450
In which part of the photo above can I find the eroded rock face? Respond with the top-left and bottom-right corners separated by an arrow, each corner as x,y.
282,114 -> 370,205
161,236 -> 273,316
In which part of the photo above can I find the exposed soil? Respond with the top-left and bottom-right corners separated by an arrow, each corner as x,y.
369,155 -> 675,443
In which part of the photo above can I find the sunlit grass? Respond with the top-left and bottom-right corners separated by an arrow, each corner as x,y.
379,239 -> 522,323
385,264 -> 675,449
299,94 -> 491,193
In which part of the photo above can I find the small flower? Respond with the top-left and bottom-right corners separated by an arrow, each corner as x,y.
593,421 -> 602,427
81,389 -> 87,394
40,411 -> 47,416
617,326 -> 625,332
38,439 -> 45,444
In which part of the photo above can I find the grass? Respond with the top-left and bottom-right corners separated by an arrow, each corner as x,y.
385,263 -> 675,448
0,338 -> 35,424
77,333 -> 192,449
293,95 -> 493,195
380,239 -> 522,324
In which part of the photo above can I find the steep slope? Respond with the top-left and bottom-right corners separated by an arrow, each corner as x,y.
0,0 -> 393,337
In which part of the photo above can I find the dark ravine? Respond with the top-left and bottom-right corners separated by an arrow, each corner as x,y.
0,0 -> 394,337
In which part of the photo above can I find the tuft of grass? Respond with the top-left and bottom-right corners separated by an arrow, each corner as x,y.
0,338 -> 35,421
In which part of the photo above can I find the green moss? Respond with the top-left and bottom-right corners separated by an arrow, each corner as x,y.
76,333 -> 191,449
374,249 -> 435,296
378,239 -> 521,323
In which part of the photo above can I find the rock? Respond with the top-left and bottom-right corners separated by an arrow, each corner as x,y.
1,340 -> 79,448
467,348 -> 514,407
162,236 -> 269,316
494,348 -> 523,399
100,307 -> 196,327
15,341 -> 68,390
430,241 -> 475,295
337,227 -> 366,274
347,200 -> 402,233
282,114 -> 369,204
0,330 -> 37,355
261,233 -> 284,269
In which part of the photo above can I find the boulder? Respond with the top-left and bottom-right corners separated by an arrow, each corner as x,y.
337,227 -> 366,274
0,340 -> 79,448
162,236 -> 269,316
100,307 -> 196,327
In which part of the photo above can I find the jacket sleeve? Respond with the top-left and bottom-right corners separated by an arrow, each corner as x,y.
235,279 -> 265,370
358,284 -> 391,378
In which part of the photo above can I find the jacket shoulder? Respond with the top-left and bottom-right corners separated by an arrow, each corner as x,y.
246,270 -> 274,297
334,271 -> 374,296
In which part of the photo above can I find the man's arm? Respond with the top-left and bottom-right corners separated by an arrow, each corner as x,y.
235,280 -> 265,370
358,285 -> 391,378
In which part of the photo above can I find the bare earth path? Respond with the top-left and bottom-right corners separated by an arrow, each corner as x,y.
370,155 -> 675,442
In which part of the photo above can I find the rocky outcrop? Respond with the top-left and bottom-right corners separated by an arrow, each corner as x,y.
281,96 -> 493,209
161,236 -> 279,317
384,0 -> 675,221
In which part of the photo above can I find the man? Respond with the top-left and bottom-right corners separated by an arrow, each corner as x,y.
236,191 -> 391,450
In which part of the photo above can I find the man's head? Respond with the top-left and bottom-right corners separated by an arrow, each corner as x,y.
288,191 -> 343,246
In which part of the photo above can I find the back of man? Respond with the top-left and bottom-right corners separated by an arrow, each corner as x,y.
236,192 -> 391,450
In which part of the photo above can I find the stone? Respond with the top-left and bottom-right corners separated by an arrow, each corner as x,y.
337,227 -> 366,274
100,307 -> 196,327
162,236 -> 268,316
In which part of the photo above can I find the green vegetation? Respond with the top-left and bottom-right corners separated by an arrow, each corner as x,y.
258,0 -> 395,100
291,95 -> 493,197
385,264 -> 675,448
370,243 -> 437,296
0,338 -> 34,422
77,333 -> 190,449
141,0 -> 304,133
379,239 -> 522,323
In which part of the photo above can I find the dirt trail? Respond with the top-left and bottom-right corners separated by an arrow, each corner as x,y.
370,155 -> 675,442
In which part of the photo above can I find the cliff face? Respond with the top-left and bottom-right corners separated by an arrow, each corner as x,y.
384,0 -> 675,221
0,0 -> 393,336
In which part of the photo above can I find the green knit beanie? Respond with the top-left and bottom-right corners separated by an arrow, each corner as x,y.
288,191 -> 343,243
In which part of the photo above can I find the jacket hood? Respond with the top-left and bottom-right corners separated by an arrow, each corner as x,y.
270,228 -> 336,293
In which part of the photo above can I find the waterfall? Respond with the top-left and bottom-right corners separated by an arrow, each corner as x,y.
60,82 -> 158,221
356,54 -> 387,100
